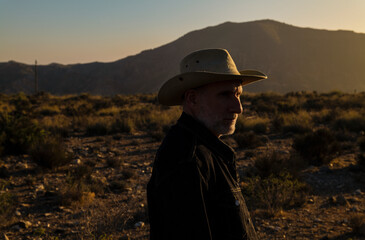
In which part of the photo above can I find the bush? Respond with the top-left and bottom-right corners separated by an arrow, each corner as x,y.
61,165 -> 104,207
86,121 -> 110,136
236,116 -> 270,134
254,151 -> 307,179
293,128 -> 340,166
111,118 -> 135,134
349,213 -> 365,236
233,131 -> 265,149
78,199 -> 130,239
281,111 -> 313,134
242,172 -> 308,216
0,180 -> 15,226
332,111 -> 365,132
36,105 -> 61,116
30,136 -> 73,169
0,113 -> 46,156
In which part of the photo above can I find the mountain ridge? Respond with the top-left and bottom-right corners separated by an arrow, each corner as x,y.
1,19 -> 365,95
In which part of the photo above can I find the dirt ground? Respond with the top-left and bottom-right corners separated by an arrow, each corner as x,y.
1,130 -> 365,240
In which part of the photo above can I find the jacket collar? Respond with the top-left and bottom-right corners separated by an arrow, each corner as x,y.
177,112 -> 235,160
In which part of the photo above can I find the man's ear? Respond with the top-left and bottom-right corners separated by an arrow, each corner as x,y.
184,89 -> 198,106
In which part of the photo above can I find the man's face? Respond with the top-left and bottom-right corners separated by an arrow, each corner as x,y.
194,80 -> 243,137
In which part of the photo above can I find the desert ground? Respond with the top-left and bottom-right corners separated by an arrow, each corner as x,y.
0,91 -> 364,239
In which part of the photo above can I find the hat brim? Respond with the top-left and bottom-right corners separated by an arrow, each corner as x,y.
158,70 -> 267,106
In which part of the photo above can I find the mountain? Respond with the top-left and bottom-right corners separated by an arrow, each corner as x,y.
1,19 -> 365,95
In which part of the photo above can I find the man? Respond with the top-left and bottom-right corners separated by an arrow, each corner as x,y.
147,49 -> 267,240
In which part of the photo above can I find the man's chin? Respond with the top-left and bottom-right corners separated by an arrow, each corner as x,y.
217,125 -> 236,137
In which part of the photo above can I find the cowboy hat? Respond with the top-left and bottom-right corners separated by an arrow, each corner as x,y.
158,48 -> 267,106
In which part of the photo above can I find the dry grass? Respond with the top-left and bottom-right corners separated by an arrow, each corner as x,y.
0,180 -> 16,227
236,115 -> 270,134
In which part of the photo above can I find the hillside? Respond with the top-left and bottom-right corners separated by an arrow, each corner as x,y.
1,19 -> 365,95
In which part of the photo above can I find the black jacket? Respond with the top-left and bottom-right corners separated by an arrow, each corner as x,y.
147,113 -> 259,240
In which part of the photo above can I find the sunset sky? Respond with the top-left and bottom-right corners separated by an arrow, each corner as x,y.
1,0 -> 364,65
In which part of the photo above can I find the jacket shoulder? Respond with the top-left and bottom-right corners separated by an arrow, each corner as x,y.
156,124 -> 197,165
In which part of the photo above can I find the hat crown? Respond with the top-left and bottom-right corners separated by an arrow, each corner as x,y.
179,49 -> 240,75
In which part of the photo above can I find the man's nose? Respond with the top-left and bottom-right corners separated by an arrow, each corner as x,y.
229,97 -> 243,114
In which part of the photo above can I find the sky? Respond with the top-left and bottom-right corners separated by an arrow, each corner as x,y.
1,0 -> 365,65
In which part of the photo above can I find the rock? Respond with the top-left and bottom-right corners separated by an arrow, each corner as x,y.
16,162 -> 29,169
314,218 -> 323,223
336,194 -> 349,206
21,203 -> 31,208
134,221 -> 145,228
354,189 -> 363,195
35,184 -> 45,192
73,159 -> 82,165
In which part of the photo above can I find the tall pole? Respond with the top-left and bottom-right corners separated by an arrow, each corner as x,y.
34,60 -> 38,94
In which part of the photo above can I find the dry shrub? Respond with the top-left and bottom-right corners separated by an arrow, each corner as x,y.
293,128 -> 340,166
39,115 -> 71,137
332,110 -> 365,132
236,116 -> 270,134
63,100 -> 95,116
97,106 -> 121,116
0,113 -> 46,156
311,108 -> 339,124
79,198 -> 131,239
0,179 -> 15,226
111,117 -> 135,134
86,120 -> 110,136
30,136 -> 73,169
35,105 -> 61,116
61,165 -> 104,207
252,99 -> 278,114
349,213 -> 365,236
233,131 -> 265,149
242,172 -> 308,217
254,151 -> 307,179
281,111 -> 313,134
242,151 -> 309,216
303,97 -> 326,110
0,102 -> 14,113
133,106 -> 180,140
